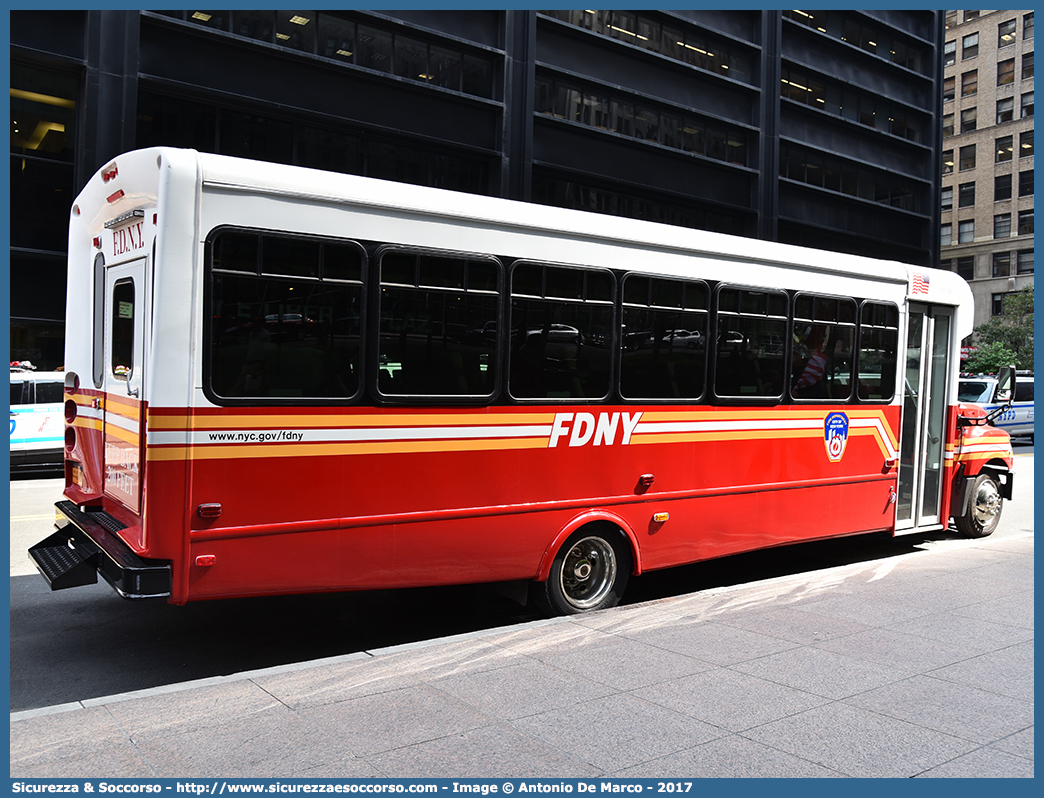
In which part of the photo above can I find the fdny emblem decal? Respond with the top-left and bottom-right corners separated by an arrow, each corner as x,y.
824,412 -> 850,462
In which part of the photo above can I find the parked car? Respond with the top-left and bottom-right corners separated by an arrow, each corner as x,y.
10,369 -> 65,473
958,372 -> 1034,440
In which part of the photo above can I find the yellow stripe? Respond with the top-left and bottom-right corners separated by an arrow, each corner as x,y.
105,422 -> 139,447
74,417 -> 104,432
148,436 -> 550,461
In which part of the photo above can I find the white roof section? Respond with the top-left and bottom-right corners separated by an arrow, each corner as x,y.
191,148 -> 912,283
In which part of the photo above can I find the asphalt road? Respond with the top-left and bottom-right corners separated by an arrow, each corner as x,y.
9,444 -> 1034,713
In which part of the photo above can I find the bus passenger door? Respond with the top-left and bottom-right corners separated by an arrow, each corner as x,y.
102,257 -> 147,516
896,304 -> 953,531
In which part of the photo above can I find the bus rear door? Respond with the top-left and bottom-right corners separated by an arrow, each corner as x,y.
101,256 -> 147,518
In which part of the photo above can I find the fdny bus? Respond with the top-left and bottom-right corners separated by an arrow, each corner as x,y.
29,148 -> 1016,615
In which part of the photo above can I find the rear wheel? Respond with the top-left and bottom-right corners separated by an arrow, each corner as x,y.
955,472 -> 1003,538
532,526 -> 631,616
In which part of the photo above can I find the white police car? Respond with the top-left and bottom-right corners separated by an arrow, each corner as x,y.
10,369 -> 65,473
958,372 -> 1034,440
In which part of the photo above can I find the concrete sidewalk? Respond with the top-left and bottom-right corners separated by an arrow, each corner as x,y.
10,529 -> 1033,779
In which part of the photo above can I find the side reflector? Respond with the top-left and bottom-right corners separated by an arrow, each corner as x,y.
638,474 -> 655,487
195,555 -> 216,567
106,189 -> 125,204
197,503 -> 222,519
653,512 -> 670,523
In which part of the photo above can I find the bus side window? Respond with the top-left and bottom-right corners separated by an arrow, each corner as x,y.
509,262 -> 614,401
713,286 -> 787,401
376,250 -> 500,401
791,294 -> 857,401
620,275 -> 708,400
857,301 -> 899,401
207,230 -> 364,402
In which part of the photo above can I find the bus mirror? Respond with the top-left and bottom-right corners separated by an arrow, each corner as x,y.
994,366 -> 1015,405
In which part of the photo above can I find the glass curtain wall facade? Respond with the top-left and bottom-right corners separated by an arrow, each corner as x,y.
10,9 -> 944,369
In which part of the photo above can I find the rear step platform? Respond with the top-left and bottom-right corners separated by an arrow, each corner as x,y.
30,501 -> 171,599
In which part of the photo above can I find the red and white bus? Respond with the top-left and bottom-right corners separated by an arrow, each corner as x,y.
30,147 -> 1016,615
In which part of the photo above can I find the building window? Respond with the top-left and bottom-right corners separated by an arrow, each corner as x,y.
1019,169 -> 1034,197
964,11 -> 980,23
941,223 -> 952,247
995,173 -> 1012,201
961,70 -> 978,96
999,19 -> 1017,47
959,144 -> 976,170
1023,51 -> 1034,79
1022,91 -> 1034,117
1018,209 -> 1034,236
962,32 -> 979,59
544,11 -> 753,85
943,76 -> 955,103
942,113 -> 954,137
944,39 -> 956,66
993,252 -> 1011,277
1017,249 -> 1034,273
992,294 -> 1005,316
958,182 -> 976,208
994,213 -> 1012,238
996,135 -> 1014,162
1024,12 -> 1034,39
960,107 -> 977,133
945,11 -> 958,29
997,97 -> 1014,124
957,257 -> 975,280
1020,130 -> 1034,158
536,75 -> 749,168
941,186 -> 953,210
998,58 -> 1016,86
942,149 -> 954,175
958,220 -> 974,243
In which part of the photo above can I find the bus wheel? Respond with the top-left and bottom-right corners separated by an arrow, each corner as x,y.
533,527 -> 631,616
955,473 -> 1004,538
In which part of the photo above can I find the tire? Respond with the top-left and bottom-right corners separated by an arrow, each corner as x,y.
954,472 -> 1004,538
532,526 -> 631,616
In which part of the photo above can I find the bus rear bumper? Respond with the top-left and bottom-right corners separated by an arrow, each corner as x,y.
28,501 -> 171,599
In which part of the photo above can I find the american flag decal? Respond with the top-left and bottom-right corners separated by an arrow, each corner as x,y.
912,272 -> 930,294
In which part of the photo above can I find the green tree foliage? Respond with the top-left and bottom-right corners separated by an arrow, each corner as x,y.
964,341 -> 1019,374
968,285 -> 1034,372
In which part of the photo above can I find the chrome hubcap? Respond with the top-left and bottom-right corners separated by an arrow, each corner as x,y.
560,536 -> 617,610
972,480 -> 1002,526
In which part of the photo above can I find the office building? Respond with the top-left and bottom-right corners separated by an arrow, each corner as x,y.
941,9 -> 1034,329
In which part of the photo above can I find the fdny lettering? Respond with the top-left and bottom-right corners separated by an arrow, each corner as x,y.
548,411 -> 643,448
112,221 -> 145,256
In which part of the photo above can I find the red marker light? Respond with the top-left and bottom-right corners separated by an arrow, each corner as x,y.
101,164 -> 118,182
106,189 -> 125,204
195,555 -> 217,567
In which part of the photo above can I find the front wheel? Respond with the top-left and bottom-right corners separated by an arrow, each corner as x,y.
955,473 -> 1004,538
532,527 -> 631,616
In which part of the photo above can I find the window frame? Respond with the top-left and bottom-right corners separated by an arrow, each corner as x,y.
789,292 -> 857,404
507,260 -> 616,403
711,284 -> 789,404
202,226 -> 369,407
374,245 -> 504,405
618,272 -> 710,403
